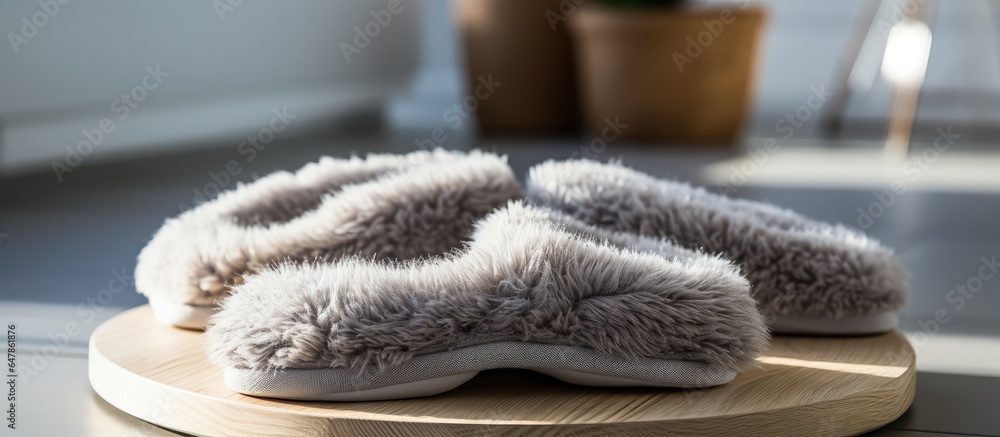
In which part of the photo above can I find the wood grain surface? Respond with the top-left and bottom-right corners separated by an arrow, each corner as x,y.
89,305 -> 915,436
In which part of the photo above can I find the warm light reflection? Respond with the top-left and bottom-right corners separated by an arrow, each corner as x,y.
700,146 -> 1000,193
757,356 -> 908,378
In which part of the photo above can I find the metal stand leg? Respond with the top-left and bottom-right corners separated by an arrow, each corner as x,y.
822,0 -> 883,137
884,0 -> 936,157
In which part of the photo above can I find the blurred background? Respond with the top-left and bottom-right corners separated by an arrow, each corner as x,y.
1,0 -> 999,435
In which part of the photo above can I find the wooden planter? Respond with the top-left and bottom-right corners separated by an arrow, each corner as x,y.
454,0 -> 581,135
570,5 -> 766,144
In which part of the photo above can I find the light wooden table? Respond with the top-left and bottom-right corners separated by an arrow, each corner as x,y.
89,305 -> 916,436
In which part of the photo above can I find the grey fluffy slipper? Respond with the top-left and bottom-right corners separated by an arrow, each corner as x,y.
135,149 -> 522,329
207,202 -> 768,401
526,160 -> 908,335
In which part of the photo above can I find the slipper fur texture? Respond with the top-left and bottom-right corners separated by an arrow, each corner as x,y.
136,149 -> 523,307
525,160 -> 908,321
207,202 -> 768,373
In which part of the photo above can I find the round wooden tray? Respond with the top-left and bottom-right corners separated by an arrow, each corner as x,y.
90,305 -> 915,436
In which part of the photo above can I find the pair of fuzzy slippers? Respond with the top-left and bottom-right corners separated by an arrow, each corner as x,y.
136,149 -> 907,401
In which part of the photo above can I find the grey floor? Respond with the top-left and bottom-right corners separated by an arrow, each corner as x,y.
1,129 -> 998,435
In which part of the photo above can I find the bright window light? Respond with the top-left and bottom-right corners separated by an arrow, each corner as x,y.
880,20 -> 932,85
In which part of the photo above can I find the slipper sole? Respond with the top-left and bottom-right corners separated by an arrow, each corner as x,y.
769,312 -> 898,335
225,342 -> 735,401
148,298 -> 216,330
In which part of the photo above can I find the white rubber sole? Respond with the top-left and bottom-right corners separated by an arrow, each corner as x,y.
148,298 -> 216,330
226,341 -> 736,401
770,312 -> 898,335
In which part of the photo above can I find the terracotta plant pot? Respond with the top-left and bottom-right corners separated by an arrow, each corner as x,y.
569,4 -> 766,144
454,0 -> 581,135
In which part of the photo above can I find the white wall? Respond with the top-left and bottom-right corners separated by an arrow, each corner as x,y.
0,1 -> 422,175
